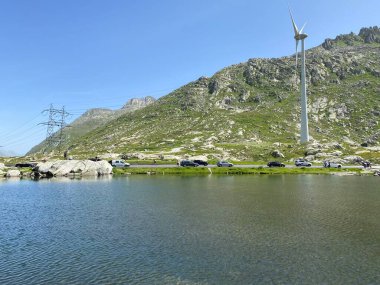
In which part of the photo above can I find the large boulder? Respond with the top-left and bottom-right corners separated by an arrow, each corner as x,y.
94,160 -> 113,175
6,170 -> 21,177
271,150 -> 284,158
305,148 -> 321,156
0,163 -> 5,169
342,156 -> 364,164
35,160 -> 113,177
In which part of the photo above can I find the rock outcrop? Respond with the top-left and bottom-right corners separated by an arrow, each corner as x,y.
34,160 -> 113,177
6,170 -> 21,177
359,26 -> 380,43
271,150 -> 285,158
122,96 -> 156,110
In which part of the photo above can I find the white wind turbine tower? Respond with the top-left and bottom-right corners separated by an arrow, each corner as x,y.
290,9 -> 309,143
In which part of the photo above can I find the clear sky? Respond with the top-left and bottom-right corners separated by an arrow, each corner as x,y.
0,0 -> 379,155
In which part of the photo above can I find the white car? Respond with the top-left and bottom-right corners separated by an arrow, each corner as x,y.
324,161 -> 342,168
295,160 -> 312,167
110,160 -> 130,167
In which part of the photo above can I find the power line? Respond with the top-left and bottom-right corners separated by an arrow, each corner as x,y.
0,113 -> 43,138
1,125 -> 44,145
2,128 -> 46,148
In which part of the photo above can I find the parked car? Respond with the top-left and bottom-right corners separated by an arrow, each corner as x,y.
180,160 -> 199,167
329,162 -> 342,168
323,161 -> 342,168
217,161 -> 233,167
109,160 -> 130,167
193,159 -> 208,166
295,160 -> 312,167
267,161 -> 285,167
88,157 -> 102,162
15,162 -> 37,168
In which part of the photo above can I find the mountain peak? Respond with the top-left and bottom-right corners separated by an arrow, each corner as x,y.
359,26 -> 380,43
322,26 -> 380,50
122,96 -> 156,109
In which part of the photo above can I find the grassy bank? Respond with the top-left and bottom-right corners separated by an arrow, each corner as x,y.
113,167 -> 363,176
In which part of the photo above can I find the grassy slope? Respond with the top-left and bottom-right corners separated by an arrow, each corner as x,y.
26,32 -> 380,162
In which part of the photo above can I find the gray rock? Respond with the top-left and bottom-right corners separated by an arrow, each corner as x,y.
208,79 -> 220,94
331,151 -> 343,156
0,163 -> 5,169
35,160 -> 113,177
343,155 -> 364,164
305,155 -> 315,161
322,39 -> 334,50
359,26 -> 380,43
271,150 -> 284,158
6,170 -> 21,177
371,70 -> 380,77
122,96 -> 156,110
306,148 -> 320,156
332,143 -> 344,150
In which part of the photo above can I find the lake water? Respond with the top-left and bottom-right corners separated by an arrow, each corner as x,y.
0,175 -> 379,284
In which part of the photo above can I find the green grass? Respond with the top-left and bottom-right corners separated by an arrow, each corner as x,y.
359,152 -> 380,164
23,39 -> 380,161
112,166 -> 363,176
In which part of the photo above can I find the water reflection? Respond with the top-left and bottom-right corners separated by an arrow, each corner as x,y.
0,175 -> 379,284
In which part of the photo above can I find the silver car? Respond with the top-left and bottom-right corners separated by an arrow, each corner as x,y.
110,160 -> 130,167
217,161 -> 233,167
295,160 -> 312,167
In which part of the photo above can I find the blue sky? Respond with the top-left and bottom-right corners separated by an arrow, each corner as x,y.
0,0 -> 379,155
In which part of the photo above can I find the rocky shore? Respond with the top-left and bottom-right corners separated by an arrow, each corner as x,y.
0,160 -> 112,178
1,159 -> 379,179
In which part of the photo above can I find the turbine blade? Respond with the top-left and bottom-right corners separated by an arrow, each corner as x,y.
289,8 -> 299,35
300,22 -> 307,34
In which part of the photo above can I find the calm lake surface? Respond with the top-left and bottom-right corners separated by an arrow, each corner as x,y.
0,175 -> 379,284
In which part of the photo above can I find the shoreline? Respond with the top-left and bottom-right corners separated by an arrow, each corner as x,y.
1,162 -> 378,179
112,166 -> 367,176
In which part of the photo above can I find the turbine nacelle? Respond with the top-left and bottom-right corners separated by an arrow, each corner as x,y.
294,33 -> 308,40
289,9 -> 307,73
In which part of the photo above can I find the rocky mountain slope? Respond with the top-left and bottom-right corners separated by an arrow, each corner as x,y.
27,96 -> 155,154
29,27 -> 380,162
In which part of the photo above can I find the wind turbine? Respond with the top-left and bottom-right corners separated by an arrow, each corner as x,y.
290,9 -> 309,143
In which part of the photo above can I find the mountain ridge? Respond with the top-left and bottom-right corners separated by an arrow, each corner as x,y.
27,96 -> 156,155
28,27 -> 380,163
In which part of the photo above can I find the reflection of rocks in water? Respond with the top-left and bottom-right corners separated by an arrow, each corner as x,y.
31,174 -> 113,182
4,177 -> 21,182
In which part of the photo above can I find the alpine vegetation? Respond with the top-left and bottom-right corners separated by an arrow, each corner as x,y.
28,27 -> 380,163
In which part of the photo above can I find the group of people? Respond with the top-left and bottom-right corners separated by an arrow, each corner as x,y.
362,161 -> 371,168
323,161 -> 331,168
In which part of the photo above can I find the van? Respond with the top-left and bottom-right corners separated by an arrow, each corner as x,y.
180,160 -> 199,167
